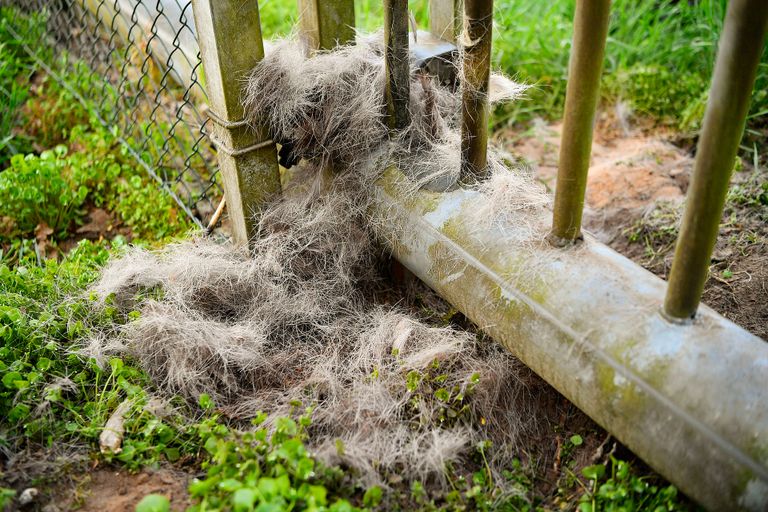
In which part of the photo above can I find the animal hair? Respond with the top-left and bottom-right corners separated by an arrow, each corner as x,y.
85,37 -> 554,490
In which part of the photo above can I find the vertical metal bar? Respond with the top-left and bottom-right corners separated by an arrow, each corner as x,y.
549,0 -> 611,243
664,0 -> 768,321
191,0 -> 281,245
297,0 -> 355,52
460,0 -> 493,182
430,0 -> 462,41
385,0 -> 411,131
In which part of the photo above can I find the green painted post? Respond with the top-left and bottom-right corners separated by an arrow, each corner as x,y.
460,0 -> 493,182
430,0 -> 462,41
664,0 -> 768,321
385,0 -> 411,131
297,0 -> 355,52
550,0 -> 611,243
191,0 -> 281,245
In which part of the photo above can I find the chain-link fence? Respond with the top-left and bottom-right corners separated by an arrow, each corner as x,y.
1,0 -> 220,228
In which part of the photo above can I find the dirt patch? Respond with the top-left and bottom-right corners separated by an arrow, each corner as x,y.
499,111 -> 768,340
499,114 -> 692,241
43,466 -> 193,512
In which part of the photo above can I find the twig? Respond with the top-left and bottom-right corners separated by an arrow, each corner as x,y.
205,196 -> 227,235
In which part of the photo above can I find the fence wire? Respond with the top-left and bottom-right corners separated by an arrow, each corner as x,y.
1,0 -> 221,227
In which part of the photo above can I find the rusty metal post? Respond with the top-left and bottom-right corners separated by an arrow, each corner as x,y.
459,0 -> 493,182
297,0 -> 355,52
550,0 -> 611,243
191,0 -> 281,244
385,0 -> 411,131
664,0 -> 768,321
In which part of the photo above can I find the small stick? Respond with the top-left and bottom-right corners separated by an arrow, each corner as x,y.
205,196 -> 227,234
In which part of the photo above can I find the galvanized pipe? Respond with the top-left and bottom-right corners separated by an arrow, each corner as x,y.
460,0 -> 493,182
664,0 -> 768,320
550,0 -> 611,243
370,168 -> 768,512
385,0 -> 411,131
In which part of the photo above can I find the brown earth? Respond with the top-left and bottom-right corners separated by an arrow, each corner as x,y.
496,110 -> 768,340
37,466 -> 193,512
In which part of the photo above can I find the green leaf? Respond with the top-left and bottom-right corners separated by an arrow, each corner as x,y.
2,371 -> 22,388
570,434 -> 583,446
164,447 -> 180,462
275,417 -> 297,437
434,388 -> 450,402
232,488 -> 257,512
582,464 -> 606,480
329,500 -> 354,512
363,485 -> 383,507
198,393 -> 214,410
307,485 -> 327,506
134,494 -> 170,512
406,370 -> 422,392
36,357 -> 52,371
218,479 -> 243,492
257,478 -> 279,499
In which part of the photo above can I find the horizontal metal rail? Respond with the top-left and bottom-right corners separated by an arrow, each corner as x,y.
370,167 -> 768,512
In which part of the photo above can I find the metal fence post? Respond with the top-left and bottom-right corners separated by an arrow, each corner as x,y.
385,0 -> 411,131
460,0 -> 493,182
430,0 -> 462,41
191,0 -> 281,245
663,0 -> 768,321
297,0 -> 355,52
549,0 -> 611,244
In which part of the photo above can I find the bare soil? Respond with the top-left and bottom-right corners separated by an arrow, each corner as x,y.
39,466 -> 192,512
497,111 -> 768,340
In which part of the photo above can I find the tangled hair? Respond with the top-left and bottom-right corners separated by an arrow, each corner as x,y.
85,39 -> 553,489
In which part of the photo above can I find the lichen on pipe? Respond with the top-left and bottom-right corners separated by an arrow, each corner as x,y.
460,0 -> 493,182
385,0 -> 411,131
664,0 -> 768,320
370,168 -> 768,511
550,0 -> 611,243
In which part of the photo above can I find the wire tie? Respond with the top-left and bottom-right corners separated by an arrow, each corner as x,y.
208,133 -> 274,157
204,107 -> 249,129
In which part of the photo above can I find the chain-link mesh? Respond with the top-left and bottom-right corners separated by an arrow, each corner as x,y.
1,0 -> 221,227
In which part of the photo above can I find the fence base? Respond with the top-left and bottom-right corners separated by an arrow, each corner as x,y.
371,168 -> 768,512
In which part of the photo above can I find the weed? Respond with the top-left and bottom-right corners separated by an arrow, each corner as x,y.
187,405 -> 360,512
578,457 -> 686,512
0,7 -> 49,165
0,146 -> 101,237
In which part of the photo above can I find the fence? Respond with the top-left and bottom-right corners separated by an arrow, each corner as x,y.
187,1 -> 767,510
4,0 -> 768,510
1,0 -> 221,229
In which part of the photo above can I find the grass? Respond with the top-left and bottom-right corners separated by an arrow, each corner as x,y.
260,0 -> 767,143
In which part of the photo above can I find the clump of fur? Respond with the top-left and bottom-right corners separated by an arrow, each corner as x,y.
86,38 -> 551,489
84,177 -> 536,485
242,37 -> 529,192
